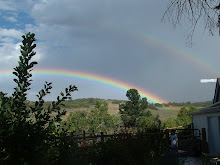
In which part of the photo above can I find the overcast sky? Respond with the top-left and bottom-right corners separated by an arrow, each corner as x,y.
0,0 -> 220,103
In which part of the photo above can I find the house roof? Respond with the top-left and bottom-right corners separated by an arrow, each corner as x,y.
213,78 -> 220,104
189,78 -> 220,116
189,101 -> 220,116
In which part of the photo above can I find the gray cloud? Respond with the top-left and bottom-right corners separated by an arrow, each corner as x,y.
0,0 -> 219,102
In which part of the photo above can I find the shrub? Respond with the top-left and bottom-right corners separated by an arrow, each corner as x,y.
0,32 -> 77,164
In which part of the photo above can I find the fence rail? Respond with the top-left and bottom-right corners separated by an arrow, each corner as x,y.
67,130 -> 169,146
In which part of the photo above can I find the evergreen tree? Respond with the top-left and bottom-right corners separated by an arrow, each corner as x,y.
119,89 -> 148,128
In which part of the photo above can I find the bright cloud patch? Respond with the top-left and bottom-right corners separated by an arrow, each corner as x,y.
0,28 -> 42,68
0,28 -> 23,39
0,28 -> 23,67
0,42 -> 20,66
3,15 -> 17,22
0,41 -> 42,68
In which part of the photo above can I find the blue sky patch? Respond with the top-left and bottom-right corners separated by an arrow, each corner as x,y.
0,10 -> 35,30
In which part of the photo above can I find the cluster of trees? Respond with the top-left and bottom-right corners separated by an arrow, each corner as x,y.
62,100 -> 120,133
164,106 -> 197,128
111,99 -> 124,104
148,103 -> 158,110
61,98 -> 102,108
154,103 -> 163,107
167,101 -> 212,107
62,89 -> 163,134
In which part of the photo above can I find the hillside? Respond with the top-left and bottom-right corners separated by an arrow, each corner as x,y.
51,98 -> 212,121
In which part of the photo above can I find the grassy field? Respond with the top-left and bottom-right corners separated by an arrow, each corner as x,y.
47,98 -> 210,121
63,100 -> 183,121
148,106 -> 181,121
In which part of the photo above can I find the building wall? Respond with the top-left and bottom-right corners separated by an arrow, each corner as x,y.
192,112 -> 220,153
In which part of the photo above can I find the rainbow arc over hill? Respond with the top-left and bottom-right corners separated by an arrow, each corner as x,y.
0,68 -> 167,103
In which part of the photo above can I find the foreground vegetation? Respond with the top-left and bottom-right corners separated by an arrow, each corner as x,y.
0,32 -> 205,164
0,33 -> 78,164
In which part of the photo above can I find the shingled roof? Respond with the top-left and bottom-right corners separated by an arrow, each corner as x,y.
213,78 -> 220,104
189,78 -> 220,116
189,101 -> 220,115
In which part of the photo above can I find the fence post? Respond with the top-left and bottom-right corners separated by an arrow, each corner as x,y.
202,128 -> 209,153
191,123 -> 194,136
202,128 -> 206,141
83,130 -> 86,140
101,132 -> 104,143
92,130 -> 95,144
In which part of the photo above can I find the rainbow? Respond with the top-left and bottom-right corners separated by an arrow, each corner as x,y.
139,33 -> 219,77
2,23 -> 217,104
99,24 -> 220,77
0,68 -> 167,103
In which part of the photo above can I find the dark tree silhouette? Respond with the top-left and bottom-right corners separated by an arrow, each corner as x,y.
162,0 -> 220,45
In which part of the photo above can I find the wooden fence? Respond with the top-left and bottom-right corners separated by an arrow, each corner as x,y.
68,130 -> 169,147
68,128 -> 202,157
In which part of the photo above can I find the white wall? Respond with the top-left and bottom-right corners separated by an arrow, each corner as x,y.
192,112 -> 220,153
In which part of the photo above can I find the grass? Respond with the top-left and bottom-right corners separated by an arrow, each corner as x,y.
62,101 -> 182,121
149,106 -> 181,121
48,99 -> 209,121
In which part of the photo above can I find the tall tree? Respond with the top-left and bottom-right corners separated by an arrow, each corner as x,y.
164,106 -> 197,128
176,106 -> 197,126
119,89 -> 148,128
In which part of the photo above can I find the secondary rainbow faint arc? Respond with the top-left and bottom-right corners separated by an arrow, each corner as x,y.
99,23 -> 220,77
0,69 -> 167,103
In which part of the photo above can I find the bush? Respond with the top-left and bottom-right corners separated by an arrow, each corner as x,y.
148,104 -> 158,110
62,100 -> 120,133
155,103 -> 163,107
0,32 -> 77,164
112,100 -> 123,104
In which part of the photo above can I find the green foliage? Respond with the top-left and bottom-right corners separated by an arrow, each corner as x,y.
136,114 -> 163,131
168,101 -> 212,107
176,106 -> 197,126
119,89 -> 148,128
59,98 -> 107,108
164,106 -> 197,128
148,103 -> 158,110
63,100 -> 120,133
62,102 -> 90,108
88,101 -> 120,132
64,111 -> 89,133
0,32 -> 77,164
163,103 -> 169,107
155,103 -> 163,107
163,117 -> 177,128
111,99 -> 123,104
